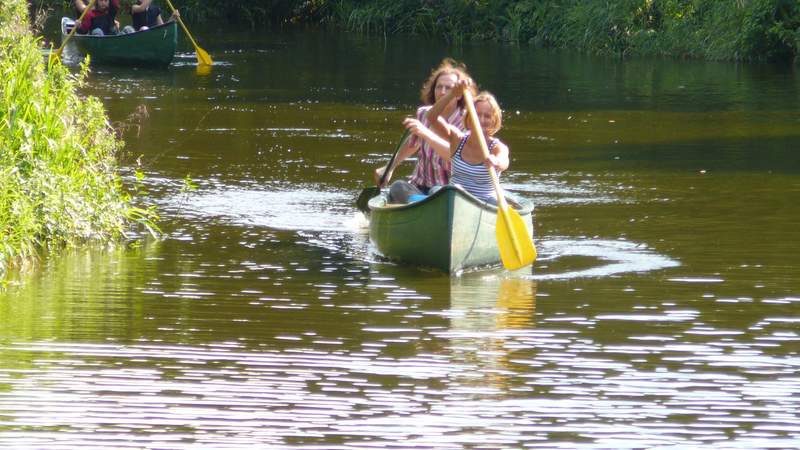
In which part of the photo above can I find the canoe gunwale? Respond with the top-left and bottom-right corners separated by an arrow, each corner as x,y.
60,17 -> 176,40
367,184 -> 533,215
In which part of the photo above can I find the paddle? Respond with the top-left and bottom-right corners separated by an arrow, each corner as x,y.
164,0 -> 212,66
462,90 -> 536,270
355,128 -> 411,214
51,0 -> 96,62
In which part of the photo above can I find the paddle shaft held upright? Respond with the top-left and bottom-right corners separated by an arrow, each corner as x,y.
53,0 -> 97,58
462,89 -> 535,269
462,90 -> 508,210
378,129 -> 411,187
164,0 -> 212,65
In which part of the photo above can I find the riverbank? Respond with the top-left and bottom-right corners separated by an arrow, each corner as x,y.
330,0 -> 799,63
44,0 -> 795,63
1,0 -> 157,284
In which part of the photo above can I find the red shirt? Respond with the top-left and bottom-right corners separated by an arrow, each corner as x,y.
78,0 -> 120,34
407,106 -> 465,190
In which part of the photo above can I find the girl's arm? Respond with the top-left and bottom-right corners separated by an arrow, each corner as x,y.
74,0 -> 88,14
487,141 -> 510,173
404,118 -> 451,160
426,79 -> 469,138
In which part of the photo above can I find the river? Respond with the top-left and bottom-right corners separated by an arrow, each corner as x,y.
1,25 -> 799,448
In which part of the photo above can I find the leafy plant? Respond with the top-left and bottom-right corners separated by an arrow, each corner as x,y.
1,0 -> 159,281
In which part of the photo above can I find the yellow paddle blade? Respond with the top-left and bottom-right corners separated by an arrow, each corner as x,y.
52,0 -> 96,64
166,0 -> 212,67
196,46 -> 212,66
496,205 -> 537,270
195,63 -> 212,76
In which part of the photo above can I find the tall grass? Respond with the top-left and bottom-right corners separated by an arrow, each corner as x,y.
1,0 -> 158,283
32,0 -> 799,62
333,0 -> 800,63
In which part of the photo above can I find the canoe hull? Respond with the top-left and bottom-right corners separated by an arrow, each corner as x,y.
60,17 -> 177,67
368,185 -> 534,273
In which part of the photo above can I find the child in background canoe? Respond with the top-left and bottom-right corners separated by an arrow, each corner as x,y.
374,58 -> 477,203
403,79 -> 509,205
75,0 -> 123,35
131,0 -> 179,31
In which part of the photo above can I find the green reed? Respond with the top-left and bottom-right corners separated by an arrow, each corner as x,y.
332,0 -> 799,62
1,0 -> 158,282
29,0 -> 800,61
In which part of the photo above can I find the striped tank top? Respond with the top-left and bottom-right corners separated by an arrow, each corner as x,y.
451,133 -> 497,202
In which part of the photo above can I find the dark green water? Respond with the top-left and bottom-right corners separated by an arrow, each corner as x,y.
2,26 -> 799,448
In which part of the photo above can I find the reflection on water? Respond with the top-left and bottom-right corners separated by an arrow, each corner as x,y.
445,275 -> 537,392
7,252 -> 799,448
2,238 -> 800,447
195,63 -> 213,77
4,25 -> 800,448
448,274 -> 537,332
181,186 -> 355,232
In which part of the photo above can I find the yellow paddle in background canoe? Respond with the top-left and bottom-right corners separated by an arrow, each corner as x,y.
50,0 -> 96,62
462,90 -> 537,270
164,0 -> 212,66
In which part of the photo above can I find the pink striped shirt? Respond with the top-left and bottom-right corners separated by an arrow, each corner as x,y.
408,106 -> 465,190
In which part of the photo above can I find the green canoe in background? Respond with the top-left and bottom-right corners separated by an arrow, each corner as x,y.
368,185 -> 535,274
60,17 -> 177,67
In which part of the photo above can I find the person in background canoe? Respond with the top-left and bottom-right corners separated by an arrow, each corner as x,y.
403,79 -> 509,206
374,58 -> 477,203
131,0 -> 179,31
74,0 -> 124,35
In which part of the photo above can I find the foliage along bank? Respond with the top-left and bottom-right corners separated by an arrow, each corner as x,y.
32,0 -> 799,62
327,0 -> 800,63
1,0 -> 157,283
142,0 -> 800,63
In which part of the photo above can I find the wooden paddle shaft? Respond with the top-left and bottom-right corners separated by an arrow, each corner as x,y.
379,129 -> 411,187
164,0 -> 194,46
54,0 -> 97,57
462,89 -> 536,270
164,0 -> 211,65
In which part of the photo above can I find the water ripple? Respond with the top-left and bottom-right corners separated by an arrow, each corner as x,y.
533,239 -> 680,280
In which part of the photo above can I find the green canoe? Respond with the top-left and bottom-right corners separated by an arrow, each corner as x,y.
60,17 -> 177,67
368,185 -> 534,273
